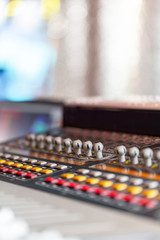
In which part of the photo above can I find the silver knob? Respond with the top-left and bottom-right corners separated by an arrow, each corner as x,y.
141,148 -> 153,167
128,147 -> 139,165
154,150 -> 160,167
45,136 -> 53,150
54,137 -> 62,152
36,134 -> 45,149
94,142 -> 103,159
83,141 -> 93,157
73,140 -> 82,155
115,145 -> 127,163
63,138 -> 72,154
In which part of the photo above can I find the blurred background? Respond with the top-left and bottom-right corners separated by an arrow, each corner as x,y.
0,0 -> 159,101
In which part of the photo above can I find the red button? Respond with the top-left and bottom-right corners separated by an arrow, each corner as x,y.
115,193 -> 125,200
25,173 -> 33,178
68,182 -> 76,188
146,200 -> 158,209
16,171 -> 27,176
56,179 -> 64,185
7,169 -> 18,174
99,189 -> 109,196
2,167 -> 8,172
28,174 -> 37,179
81,185 -> 89,191
138,198 -> 148,206
94,188 -> 103,195
123,194 -> 132,202
61,181 -> 70,187
0,167 -> 4,171
74,183 -> 82,190
86,186 -> 96,193
108,190 -> 117,198
130,196 -> 140,204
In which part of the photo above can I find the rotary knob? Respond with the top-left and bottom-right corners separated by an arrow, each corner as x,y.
128,147 -> 139,165
141,148 -> 153,167
63,138 -> 72,154
115,145 -> 127,163
73,140 -> 82,155
94,142 -> 104,159
54,137 -> 62,152
83,141 -> 93,157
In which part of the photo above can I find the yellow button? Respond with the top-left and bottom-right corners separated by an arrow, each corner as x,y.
73,175 -> 87,182
61,173 -> 74,179
12,163 -> 23,168
21,165 -> 32,170
0,160 -> 6,164
142,189 -> 159,199
40,169 -> 53,174
4,161 -> 14,166
127,186 -> 143,195
31,167 -> 42,172
98,180 -> 113,188
112,183 -> 127,191
85,178 -> 99,185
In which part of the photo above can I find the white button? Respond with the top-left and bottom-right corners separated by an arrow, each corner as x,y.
55,165 -> 68,170
45,163 -> 57,168
101,173 -> 115,179
26,159 -> 37,164
76,169 -> 90,174
35,161 -> 47,166
129,178 -> 143,185
18,157 -> 28,162
4,154 -> 11,159
9,155 -> 20,160
116,175 -> 129,182
88,171 -> 102,177
144,181 -> 159,189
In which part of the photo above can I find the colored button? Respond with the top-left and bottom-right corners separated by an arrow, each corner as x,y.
61,173 -> 74,179
45,177 -> 54,183
142,189 -> 159,199
123,194 -> 132,202
68,182 -> 76,188
94,188 -> 103,195
25,173 -> 37,179
40,169 -> 53,174
21,165 -> 32,170
73,175 -> 87,182
112,183 -> 127,191
12,163 -> 23,168
4,161 -> 14,166
127,186 -> 143,195
81,185 -> 89,191
30,167 -> 42,172
108,190 -> 117,198
146,200 -> 158,209
56,179 -> 64,185
16,171 -> 27,176
7,169 -> 18,174
85,178 -> 99,185
138,198 -> 148,206
0,167 -> 4,171
2,167 -> 8,172
99,189 -> 110,196
98,180 -> 113,188
0,160 -> 6,164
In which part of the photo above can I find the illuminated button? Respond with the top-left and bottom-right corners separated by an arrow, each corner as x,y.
108,190 -> 117,198
0,160 -> 6,164
76,169 -> 90,174
146,200 -> 158,209
112,183 -> 127,191
73,175 -> 87,182
0,167 -> 4,171
12,163 -> 23,168
56,179 -> 64,185
16,171 -> 27,176
21,165 -> 32,170
2,167 -> 8,172
35,161 -> 47,166
45,177 -> 57,183
68,182 -> 76,188
144,181 -> 159,189
7,169 -> 17,174
85,178 -> 99,185
61,173 -> 74,179
101,173 -> 115,180
18,157 -> 28,162
129,178 -> 143,186
40,169 -> 53,174
54,165 -> 68,170
31,167 -> 42,172
45,163 -> 57,168
25,173 -> 37,179
26,159 -> 37,164
116,175 -> 129,182
138,198 -> 148,206
142,189 -> 159,199
4,161 -> 14,166
98,180 -> 113,188
81,185 -> 89,191
127,186 -> 143,195
88,171 -> 102,177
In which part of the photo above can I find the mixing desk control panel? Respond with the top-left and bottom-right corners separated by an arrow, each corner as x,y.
1,126 -> 160,220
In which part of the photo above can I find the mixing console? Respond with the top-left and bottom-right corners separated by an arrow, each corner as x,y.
1,126 -> 160,220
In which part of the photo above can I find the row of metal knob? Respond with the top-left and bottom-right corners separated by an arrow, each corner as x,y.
116,146 -> 160,167
26,134 -> 104,158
